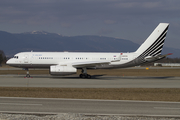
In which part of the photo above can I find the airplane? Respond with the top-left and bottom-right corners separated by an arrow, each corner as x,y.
6,23 -> 171,78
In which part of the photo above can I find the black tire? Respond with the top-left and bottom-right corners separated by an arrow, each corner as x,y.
26,74 -> 30,78
79,74 -> 83,78
79,74 -> 91,79
87,75 -> 91,79
82,74 -> 86,78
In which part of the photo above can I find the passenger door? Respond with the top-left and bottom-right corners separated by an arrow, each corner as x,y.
24,54 -> 29,63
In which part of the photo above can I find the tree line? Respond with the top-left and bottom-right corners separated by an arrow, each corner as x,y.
0,50 -> 7,65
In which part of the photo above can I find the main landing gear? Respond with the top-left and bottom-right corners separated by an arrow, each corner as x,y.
79,68 -> 91,79
25,68 -> 31,78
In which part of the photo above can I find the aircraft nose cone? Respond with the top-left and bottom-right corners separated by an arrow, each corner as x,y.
6,59 -> 11,65
6,60 -> 9,65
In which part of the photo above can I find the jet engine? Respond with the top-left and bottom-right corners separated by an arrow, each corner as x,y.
50,65 -> 77,75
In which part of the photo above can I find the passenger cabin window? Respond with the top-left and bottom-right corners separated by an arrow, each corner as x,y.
39,57 -> 53,59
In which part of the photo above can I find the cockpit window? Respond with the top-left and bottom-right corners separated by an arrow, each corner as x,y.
13,56 -> 18,59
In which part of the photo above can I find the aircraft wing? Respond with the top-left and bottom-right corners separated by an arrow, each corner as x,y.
72,61 -> 111,68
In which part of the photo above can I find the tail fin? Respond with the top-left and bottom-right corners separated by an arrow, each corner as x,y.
135,23 -> 169,58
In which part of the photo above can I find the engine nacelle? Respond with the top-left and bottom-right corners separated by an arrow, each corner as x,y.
50,65 -> 77,75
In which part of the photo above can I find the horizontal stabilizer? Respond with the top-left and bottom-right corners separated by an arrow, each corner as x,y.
144,53 -> 173,62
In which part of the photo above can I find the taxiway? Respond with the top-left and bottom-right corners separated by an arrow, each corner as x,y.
0,97 -> 180,117
0,75 -> 180,88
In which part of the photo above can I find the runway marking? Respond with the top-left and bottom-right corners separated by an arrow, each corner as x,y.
0,111 -> 57,115
0,111 -> 180,117
154,107 -> 180,110
1,97 -> 180,104
0,103 -> 42,106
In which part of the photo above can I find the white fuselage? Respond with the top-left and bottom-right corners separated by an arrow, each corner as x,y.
7,51 -> 137,69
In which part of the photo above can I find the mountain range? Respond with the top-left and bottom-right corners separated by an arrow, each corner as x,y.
0,30 -> 179,58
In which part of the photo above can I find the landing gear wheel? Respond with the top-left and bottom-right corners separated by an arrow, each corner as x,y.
79,74 -> 91,79
26,74 -> 30,78
25,68 -> 31,78
87,74 -> 91,79
79,74 -> 83,78
79,68 -> 92,79
79,74 -> 86,78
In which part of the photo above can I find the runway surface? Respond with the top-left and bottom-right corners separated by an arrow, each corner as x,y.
0,97 -> 180,117
0,75 -> 180,88
1,75 -> 180,117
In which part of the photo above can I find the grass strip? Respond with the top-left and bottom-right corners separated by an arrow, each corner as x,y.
0,87 -> 180,102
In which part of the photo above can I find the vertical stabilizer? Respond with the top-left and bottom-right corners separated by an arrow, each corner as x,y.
135,23 -> 169,57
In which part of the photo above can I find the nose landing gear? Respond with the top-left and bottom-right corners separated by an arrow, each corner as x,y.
25,68 -> 31,78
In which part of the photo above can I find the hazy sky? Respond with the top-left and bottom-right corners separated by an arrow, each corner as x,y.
0,0 -> 180,49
